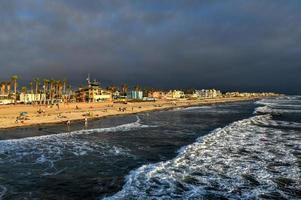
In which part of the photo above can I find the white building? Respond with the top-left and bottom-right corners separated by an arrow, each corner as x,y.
127,91 -> 143,100
165,90 -> 185,99
94,90 -> 112,101
0,95 -> 13,104
194,89 -> 222,99
19,93 -> 46,104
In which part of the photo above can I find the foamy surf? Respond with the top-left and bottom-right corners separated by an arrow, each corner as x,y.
0,116 -> 155,179
251,115 -> 301,129
255,106 -> 301,115
0,116 -> 152,144
105,111 -> 301,199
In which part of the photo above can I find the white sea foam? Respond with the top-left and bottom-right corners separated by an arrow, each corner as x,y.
251,115 -> 301,129
0,116 -> 152,145
255,105 -> 301,114
254,96 -> 301,114
105,114 -> 301,200
256,96 -> 301,108
180,106 -> 213,111
0,116 -> 153,175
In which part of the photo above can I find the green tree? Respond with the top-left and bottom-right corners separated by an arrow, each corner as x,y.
11,75 -> 18,103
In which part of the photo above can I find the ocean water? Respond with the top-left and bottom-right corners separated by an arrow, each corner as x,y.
0,97 -> 300,199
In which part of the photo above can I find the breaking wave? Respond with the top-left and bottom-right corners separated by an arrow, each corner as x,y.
251,115 -> 301,129
105,98 -> 301,200
255,106 -> 301,115
255,96 -> 301,112
0,116 -> 154,178
0,116 -> 151,144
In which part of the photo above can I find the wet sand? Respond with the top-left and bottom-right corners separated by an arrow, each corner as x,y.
0,97 -> 262,129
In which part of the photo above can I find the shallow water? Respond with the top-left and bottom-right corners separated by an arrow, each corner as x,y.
0,98 -> 300,199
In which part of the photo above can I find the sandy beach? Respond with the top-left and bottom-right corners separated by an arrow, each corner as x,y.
0,97 -> 262,129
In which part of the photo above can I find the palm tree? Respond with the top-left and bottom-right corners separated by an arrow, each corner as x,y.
55,80 -> 59,102
7,82 -> 11,96
21,86 -> 27,104
29,81 -> 33,94
63,78 -> 67,95
134,85 -> 141,91
43,79 -> 49,104
50,79 -> 55,104
33,78 -> 40,103
58,80 -> 63,101
21,86 -> 27,93
0,82 -> 5,95
66,84 -> 72,102
121,84 -> 128,96
34,78 -> 40,94
107,85 -> 117,93
11,75 -> 18,104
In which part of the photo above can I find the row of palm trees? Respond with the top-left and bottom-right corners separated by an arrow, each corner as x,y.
0,76 -> 18,94
1,76 -> 72,104
0,75 -> 18,103
1,75 -> 153,104
27,78 -> 72,104
106,84 -> 143,95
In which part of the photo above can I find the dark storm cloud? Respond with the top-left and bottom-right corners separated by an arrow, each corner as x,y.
0,0 -> 300,94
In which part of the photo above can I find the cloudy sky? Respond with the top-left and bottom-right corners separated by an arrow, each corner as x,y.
0,0 -> 300,94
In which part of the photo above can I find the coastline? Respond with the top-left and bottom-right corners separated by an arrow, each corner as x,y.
0,97 -> 264,130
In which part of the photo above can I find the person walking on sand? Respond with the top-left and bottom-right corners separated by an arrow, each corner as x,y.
66,120 -> 71,131
84,117 -> 88,129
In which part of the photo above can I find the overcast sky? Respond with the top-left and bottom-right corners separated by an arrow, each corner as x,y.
0,0 -> 300,94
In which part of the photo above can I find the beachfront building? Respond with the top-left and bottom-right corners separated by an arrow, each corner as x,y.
0,95 -> 14,105
94,90 -> 112,101
75,80 -> 112,102
127,90 -> 143,100
19,93 -> 47,104
165,90 -> 185,99
194,89 -> 222,99
148,91 -> 166,100
225,92 -> 241,97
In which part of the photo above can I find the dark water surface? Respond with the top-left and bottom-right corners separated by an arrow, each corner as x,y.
0,98 -> 300,199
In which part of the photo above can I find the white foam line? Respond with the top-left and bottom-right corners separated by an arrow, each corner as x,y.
0,116 -> 154,144
255,106 -> 301,114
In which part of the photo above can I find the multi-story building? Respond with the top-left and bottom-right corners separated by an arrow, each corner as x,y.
19,93 -> 46,104
165,90 -> 185,99
128,90 -> 143,100
194,89 -> 222,99
75,81 -> 112,102
147,91 -> 166,99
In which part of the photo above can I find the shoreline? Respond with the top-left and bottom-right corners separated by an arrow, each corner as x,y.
0,97 -> 264,130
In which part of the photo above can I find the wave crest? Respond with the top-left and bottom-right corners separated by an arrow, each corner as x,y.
105,114 -> 300,199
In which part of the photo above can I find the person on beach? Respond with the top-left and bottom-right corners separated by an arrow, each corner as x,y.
84,117 -> 88,128
66,120 -> 71,131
